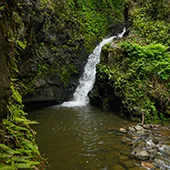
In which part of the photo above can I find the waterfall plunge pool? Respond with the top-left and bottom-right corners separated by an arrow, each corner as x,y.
28,28 -> 170,170
28,105 -> 141,170
28,29 -> 142,169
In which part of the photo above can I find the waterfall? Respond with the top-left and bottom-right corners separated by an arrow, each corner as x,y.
62,28 -> 126,107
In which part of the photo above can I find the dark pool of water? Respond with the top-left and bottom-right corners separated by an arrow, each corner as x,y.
28,105 -> 141,170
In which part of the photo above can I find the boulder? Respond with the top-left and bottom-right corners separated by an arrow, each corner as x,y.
129,127 -> 136,132
159,145 -> 170,156
135,125 -> 144,131
119,128 -> 127,133
136,130 -> 145,136
35,79 -> 46,88
141,161 -> 155,170
135,150 -> 150,160
148,147 -> 158,159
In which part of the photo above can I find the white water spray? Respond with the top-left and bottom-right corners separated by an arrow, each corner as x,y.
62,28 -> 126,107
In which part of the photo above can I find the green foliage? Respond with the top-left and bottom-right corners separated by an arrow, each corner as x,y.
0,1 -> 6,11
0,117 -> 42,169
122,42 -> 170,80
130,0 -> 170,46
58,65 -> 78,87
0,84 -> 44,169
10,84 -> 22,104
39,0 -> 55,11
16,40 -> 27,50
144,0 -> 170,21
0,5 -> 5,11
96,41 -> 170,123
0,4 -> 44,167
67,0 -> 124,50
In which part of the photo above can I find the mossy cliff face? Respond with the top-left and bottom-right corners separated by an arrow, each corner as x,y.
89,0 -> 170,123
2,0 -> 124,106
0,1 -> 45,169
89,40 -> 170,123
0,0 -> 125,168
0,24 -> 11,119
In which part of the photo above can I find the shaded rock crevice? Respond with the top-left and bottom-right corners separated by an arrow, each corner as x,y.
0,24 -> 11,119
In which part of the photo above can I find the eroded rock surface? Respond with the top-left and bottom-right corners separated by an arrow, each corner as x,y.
0,25 -> 11,119
119,124 -> 170,170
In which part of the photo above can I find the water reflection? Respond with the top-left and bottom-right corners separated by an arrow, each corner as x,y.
28,105 -> 136,170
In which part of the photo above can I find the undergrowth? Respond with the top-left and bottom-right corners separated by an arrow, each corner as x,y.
0,2 -> 45,168
94,0 -> 170,124
0,83 -> 45,169
96,42 -> 170,123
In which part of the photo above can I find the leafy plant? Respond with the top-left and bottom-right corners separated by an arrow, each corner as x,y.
94,41 -> 170,123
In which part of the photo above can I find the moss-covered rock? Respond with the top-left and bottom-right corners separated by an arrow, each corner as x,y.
89,0 -> 170,124
0,14 -> 11,119
0,0 -> 125,168
89,36 -> 170,123
3,0 -> 124,106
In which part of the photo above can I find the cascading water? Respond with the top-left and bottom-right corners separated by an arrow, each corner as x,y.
62,28 -> 126,107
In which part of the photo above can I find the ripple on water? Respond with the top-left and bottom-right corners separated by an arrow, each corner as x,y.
29,105 -> 141,170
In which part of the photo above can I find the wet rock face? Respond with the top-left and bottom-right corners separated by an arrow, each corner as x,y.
1,0 -> 125,109
23,74 -> 77,104
12,1 -> 125,107
12,0 -> 87,105
88,79 -> 122,113
0,27 -> 11,119
119,124 -> 170,170
89,44 -> 132,119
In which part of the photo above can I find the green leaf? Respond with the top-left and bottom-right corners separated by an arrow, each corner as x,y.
16,40 -> 27,50
0,144 -> 17,155
0,6 -> 5,11
0,165 -> 16,170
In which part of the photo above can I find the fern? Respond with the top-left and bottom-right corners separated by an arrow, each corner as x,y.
0,144 -> 17,155
0,165 -> 16,170
14,117 -> 38,126
0,6 -> 5,11
21,139 -> 39,154
16,40 -> 27,50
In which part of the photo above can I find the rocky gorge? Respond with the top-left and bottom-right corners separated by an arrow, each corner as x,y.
0,0 -> 170,169
0,0 -> 125,169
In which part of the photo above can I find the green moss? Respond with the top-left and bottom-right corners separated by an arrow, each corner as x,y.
95,41 -> 170,123
0,0 -> 125,167
67,0 -> 124,51
129,0 -> 170,46
57,65 -> 78,87
0,3 -> 45,168
0,83 -> 45,169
